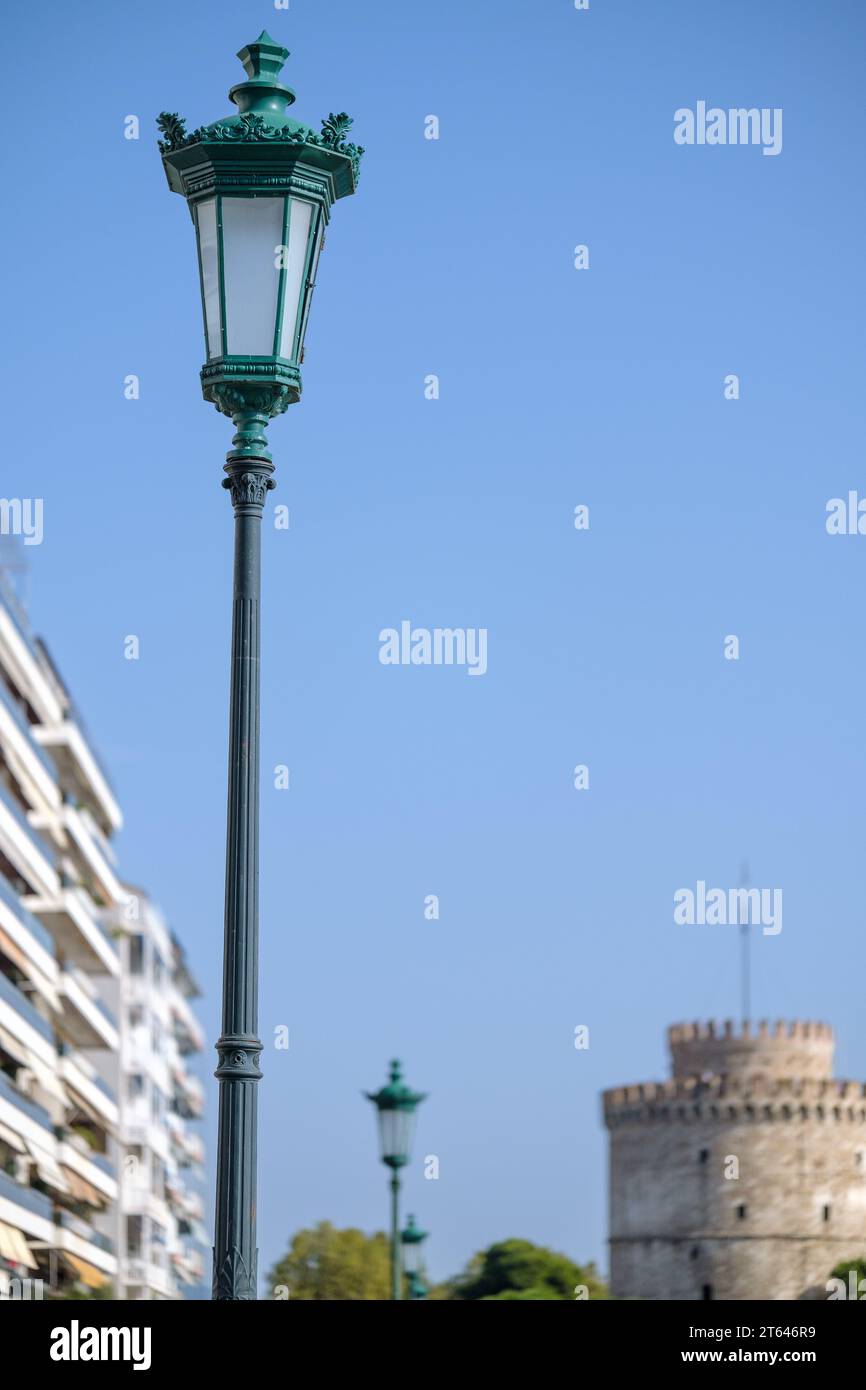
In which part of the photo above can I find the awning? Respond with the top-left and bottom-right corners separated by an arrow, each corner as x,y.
60,1165 -> 106,1208
25,1140 -> 69,1193
0,1220 -> 37,1269
65,1084 -> 112,1132
64,1252 -> 106,1290
0,1119 -> 26,1152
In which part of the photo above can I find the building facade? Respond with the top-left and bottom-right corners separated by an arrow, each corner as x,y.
0,573 -> 206,1299
98,891 -> 208,1299
604,1020 -> 866,1300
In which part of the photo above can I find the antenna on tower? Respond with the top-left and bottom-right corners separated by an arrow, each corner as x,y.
739,859 -> 750,1024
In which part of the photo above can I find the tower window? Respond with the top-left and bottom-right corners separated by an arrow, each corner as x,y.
736,1204 -> 747,1220
698,1148 -> 709,1164
822,1205 -> 831,1223
690,1246 -> 700,1261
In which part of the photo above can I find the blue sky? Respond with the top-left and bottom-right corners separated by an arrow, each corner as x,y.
3,0 -> 865,1286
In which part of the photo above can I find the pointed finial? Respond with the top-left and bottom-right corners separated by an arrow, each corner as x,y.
237,31 -> 290,81
230,33 -> 295,116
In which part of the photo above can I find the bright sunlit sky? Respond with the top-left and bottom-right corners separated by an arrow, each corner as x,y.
3,0 -> 865,1287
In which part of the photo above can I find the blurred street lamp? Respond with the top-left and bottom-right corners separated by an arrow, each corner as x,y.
401,1214 -> 429,1300
365,1060 -> 427,1300
157,31 -> 363,1301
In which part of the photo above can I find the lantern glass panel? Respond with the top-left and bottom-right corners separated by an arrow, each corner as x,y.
278,198 -> 313,360
377,1107 -> 414,1164
402,1239 -> 421,1274
222,196 -> 285,356
196,198 -> 222,360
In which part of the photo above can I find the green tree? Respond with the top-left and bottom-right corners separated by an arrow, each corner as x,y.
448,1238 -> 608,1301
265,1221 -> 391,1300
829,1256 -> 866,1298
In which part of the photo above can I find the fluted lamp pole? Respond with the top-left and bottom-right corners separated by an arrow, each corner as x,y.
365,1060 -> 427,1300
157,32 -> 363,1300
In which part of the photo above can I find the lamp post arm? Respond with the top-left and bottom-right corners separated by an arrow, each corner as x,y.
212,412 -> 275,1301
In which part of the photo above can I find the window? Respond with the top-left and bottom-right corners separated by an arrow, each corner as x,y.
698,1148 -> 709,1164
126,1215 -> 143,1258
128,1005 -> 144,1030
736,1204 -> 747,1220
702,1285 -> 713,1300
128,1073 -> 145,1100
690,1246 -> 700,1261
129,936 -> 145,976
822,1205 -> 831,1223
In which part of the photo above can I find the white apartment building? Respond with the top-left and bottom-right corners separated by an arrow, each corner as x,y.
0,569 -> 206,1299
97,892 -> 208,1298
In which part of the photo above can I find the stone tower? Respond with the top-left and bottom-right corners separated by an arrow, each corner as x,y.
603,1021 -> 866,1300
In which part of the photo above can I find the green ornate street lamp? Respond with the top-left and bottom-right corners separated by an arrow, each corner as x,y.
365,1060 -> 427,1301
401,1214 -> 429,1300
157,32 -> 363,1301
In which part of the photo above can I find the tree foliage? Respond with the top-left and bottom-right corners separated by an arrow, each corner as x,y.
265,1220 -> 391,1300
448,1237 -> 608,1301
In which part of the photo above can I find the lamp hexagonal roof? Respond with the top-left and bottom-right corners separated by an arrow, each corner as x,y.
158,32 -> 363,205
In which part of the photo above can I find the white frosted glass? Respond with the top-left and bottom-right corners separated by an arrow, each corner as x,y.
278,199 -> 313,360
222,196 -> 285,355
196,199 -> 221,360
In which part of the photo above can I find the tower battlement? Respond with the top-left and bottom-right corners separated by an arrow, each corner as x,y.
604,1019 -> 866,1302
668,1019 -> 833,1081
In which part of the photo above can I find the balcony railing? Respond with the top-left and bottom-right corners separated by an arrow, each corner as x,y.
0,968 -> 52,1041
0,778 -> 55,863
0,1066 -> 54,1131
56,1207 -> 115,1254
0,677 -> 55,779
0,1166 -> 53,1221
57,1045 -> 117,1105
0,871 -> 53,955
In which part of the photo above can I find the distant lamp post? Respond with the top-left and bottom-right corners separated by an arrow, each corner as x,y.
401,1214 -> 429,1300
365,1060 -> 426,1301
157,32 -> 363,1301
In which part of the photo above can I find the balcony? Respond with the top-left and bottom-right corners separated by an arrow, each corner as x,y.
121,1256 -> 174,1297
0,1066 -> 56,1137
58,1052 -> 119,1129
33,719 -> 122,837
0,676 -> 59,804
30,805 -> 124,909
24,885 -> 119,977
172,1068 -> 204,1120
0,873 -> 53,958
56,1208 -> 114,1255
0,1166 -> 54,1239
0,598 -> 65,731
53,1215 -> 117,1277
0,782 -> 58,900
58,1137 -> 117,1204
56,968 -> 118,1051
0,967 -> 53,1045
170,991 -> 206,1055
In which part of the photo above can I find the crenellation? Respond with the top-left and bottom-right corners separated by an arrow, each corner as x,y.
605,1021 -> 866,1300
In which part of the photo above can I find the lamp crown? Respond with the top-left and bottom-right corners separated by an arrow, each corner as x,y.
237,31 -> 290,82
389,1058 -> 402,1084
230,31 -> 296,115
